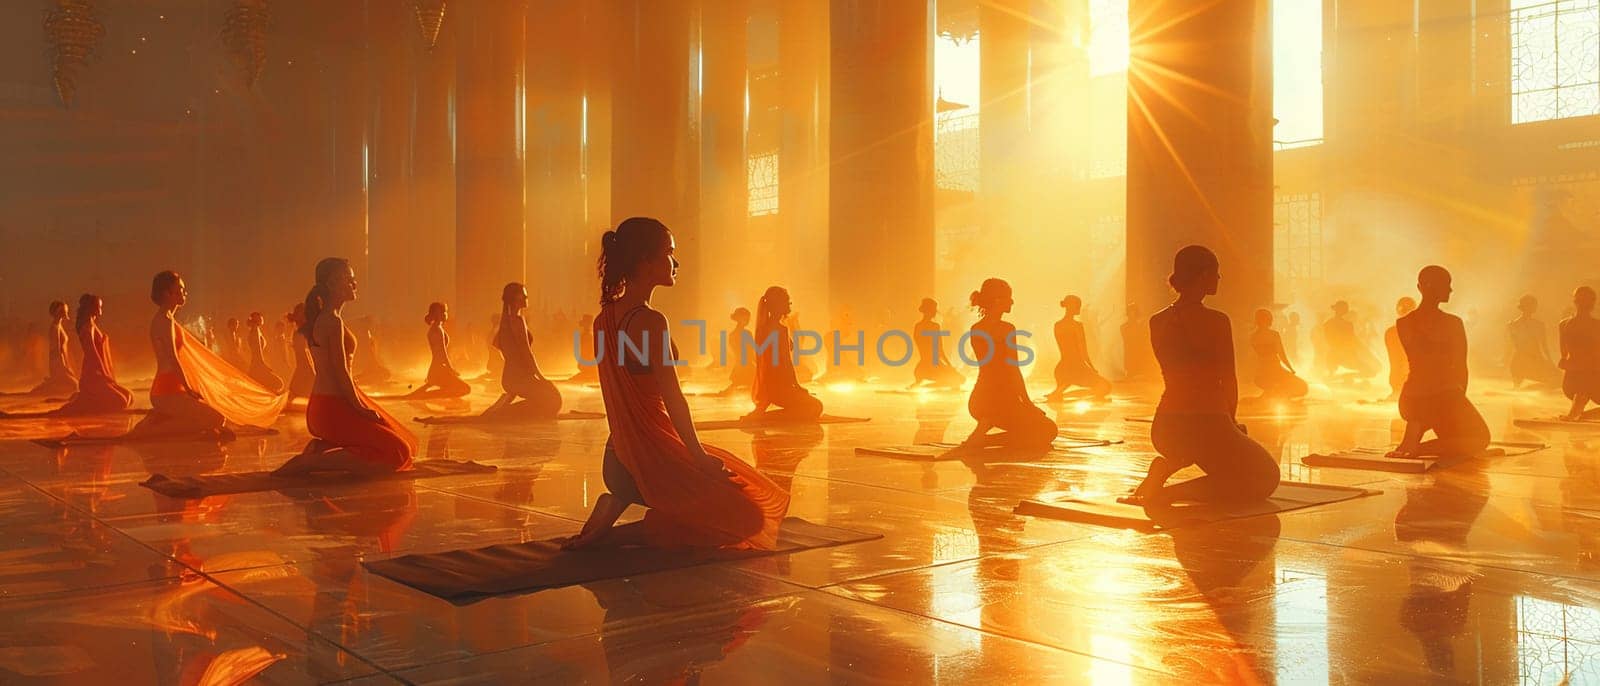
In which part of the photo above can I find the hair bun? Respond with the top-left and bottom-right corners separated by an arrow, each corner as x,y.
969,290 -> 982,307
601,231 -> 617,250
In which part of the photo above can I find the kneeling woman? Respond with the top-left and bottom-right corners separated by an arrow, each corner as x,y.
274,258 -> 416,476
1249,308 -> 1309,399
129,271 -> 284,440
958,279 -> 1058,452
481,283 -> 562,419
54,294 -> 133,414
565,217 -> 789,550
1125,246 -> 1280,506
745,286 -> 824,422
404,302 -> 472,399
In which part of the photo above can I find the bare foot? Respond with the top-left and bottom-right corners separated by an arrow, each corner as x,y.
563,493 -> 628,550
272,440 -> 329,477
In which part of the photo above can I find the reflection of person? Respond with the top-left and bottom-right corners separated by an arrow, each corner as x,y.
1249,309 -> 1308,399
746,287 -> 824,422
272,258 -> 416,477
958,278 -> 1057,452
1125,246 -> 1279,507
404,302 -> 472,399
1388,266 -> 1490,460
566,218 -> 790,551
1394,466 -> 1488,678
1559,287 -> 1600,421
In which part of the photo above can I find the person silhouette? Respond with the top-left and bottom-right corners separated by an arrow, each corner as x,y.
480,283 -> 563,420
1506,294 -> 1558,388
30,300 -> 77,396
910,297 -> 964,389
404,302 -> 472,399
245,312 -> 285,394
564,217 -> 789,550
1385,297 -> 1418,400
1121,302 -> 1157,380
1319,300 -> 1380,380
1123,246 -> 1279,506
1248,309 -> 1308,399
44,294 -> 133,415
1388,266 -> 1490,459
719,307 -> 755,394
745,286 -> 824,422
1045,295 -> 1112,401
1558,286 -> 1600,421
956,278 -> 1057,452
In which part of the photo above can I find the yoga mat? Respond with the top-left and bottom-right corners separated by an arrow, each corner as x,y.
413,410 -> 606,425
364,517 -> 880,603
140,459 -> 497,498
32,426 -> 278,449
1513,416 -> 1600,431
694,415 -> 870,431
1301,446 -> 1512,474
0,408 -> 150,420
856,435 -> 1123,461
1014,481 -> 1380,532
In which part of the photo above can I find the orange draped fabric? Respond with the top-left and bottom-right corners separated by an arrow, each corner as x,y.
306,391 -> 416,470
595,303 -> 789,550
174,326 -> 287,427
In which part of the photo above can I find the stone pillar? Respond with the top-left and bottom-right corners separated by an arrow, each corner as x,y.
412,0 -> 457,309
610,0 -> 699,314
1126,0 -> 1273,320
455,0 -> 527,317
778,0 -> 829,314
366,0 -> 416,330
829,0 -> 934,331
700,0 -> 750,311
525,0 -> 588,313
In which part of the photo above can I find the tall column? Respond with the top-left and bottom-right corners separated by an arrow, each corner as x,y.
978,0 -> 1031,238
366,0 -> 416,331
326,1 -> 370,285
1126,0 -> 1273,320
829,0 -> 934,331
525,0 -> 588,313
455,0 -> 526,317
412,2 -> 457,308
778,0 -> 829,314
700,0 -> 749,311
610,0 -> 698,314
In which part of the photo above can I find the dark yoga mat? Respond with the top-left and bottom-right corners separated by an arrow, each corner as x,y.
693,415 -> 870,431
140,459 -> 497,498
33,426 -> 277,449
365,517 -> 880,603
856,434 -> 1123,461
1,408 -> 151,420
1015,481 -> 1380,533
413,410 -> 606,425
1301,442 -> 1539,473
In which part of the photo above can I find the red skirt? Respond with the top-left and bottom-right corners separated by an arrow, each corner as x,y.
307,393 -> 414,471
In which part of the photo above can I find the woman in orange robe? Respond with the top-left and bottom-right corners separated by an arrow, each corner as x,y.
744,286 -> 823,422
564,217 -> 789,550
404,302 -> 471,399
54,294 -> 133,414
274,258 -> 416,476
30,300 -> 77,396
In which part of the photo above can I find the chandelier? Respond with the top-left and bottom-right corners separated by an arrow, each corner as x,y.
43,0 -> 105,108
222,0 -> 270,87
414,0 -> 446,50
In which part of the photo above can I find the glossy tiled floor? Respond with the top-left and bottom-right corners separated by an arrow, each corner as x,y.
1,372 -> 1597,684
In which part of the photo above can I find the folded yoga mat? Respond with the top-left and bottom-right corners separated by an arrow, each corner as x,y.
0,408 -> 150,420
856,434 -> 1123,461
413,410 -> 606,425
364,517 -> 881,603
32,426 -> 278,449
1513,416 -> 1600,431
693,415 -> 870,431
140,459 -> 497,498
1014,481 -> 1380,532
1301,446 -> 1519,474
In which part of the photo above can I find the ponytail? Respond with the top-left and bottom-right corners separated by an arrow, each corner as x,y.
301,257 -> 351,345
